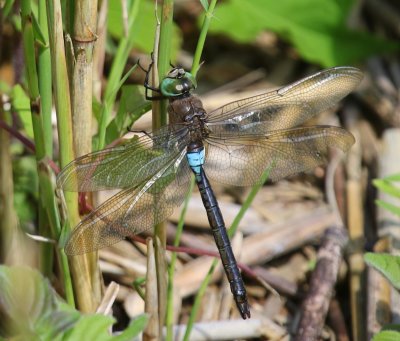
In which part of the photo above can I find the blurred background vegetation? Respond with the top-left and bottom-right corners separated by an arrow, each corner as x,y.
1,0 -> 400,340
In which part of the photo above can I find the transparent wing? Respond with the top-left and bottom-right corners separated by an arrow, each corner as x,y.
206,67 -> 362,133
57,125 -> 190,191
64,149 -> 191,255
204,126 -> 355,186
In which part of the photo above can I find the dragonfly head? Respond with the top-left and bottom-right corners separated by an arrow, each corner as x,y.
160,67 -> 197,98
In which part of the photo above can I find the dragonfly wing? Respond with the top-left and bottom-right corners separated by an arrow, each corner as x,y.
64,148 -> 191,255
57,125 -> 190,191
204,126 -> 355,186
206,67 -> 362,132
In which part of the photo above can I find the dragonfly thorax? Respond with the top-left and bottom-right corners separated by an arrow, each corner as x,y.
167,94 -> 204,122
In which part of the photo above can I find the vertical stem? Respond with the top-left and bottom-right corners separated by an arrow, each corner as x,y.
166,177 -> 195,340
93,0 -> 108,101
71,0 -> 102,308
72,0 -> 97,157
191,0 -> 218,78
38,0 -> 53,157
37,0 -> 55,277
97,0 -> 141,150
154,0 -> 174,128
46,0 -> 95,311
152,0 -> 174,331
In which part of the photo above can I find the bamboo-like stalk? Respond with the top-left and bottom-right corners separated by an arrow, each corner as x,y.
46,0 -> 96,312
151,0 -> 175,332
344,109 -> 366,341
93,0 -> 108,101
70,0 -> 103,308
71,1 -> 97,157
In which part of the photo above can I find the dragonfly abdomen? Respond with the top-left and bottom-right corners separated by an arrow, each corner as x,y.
186,144 -> 250,318
196,168 -> 250,319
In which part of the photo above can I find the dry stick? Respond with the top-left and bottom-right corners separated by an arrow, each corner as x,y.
344,106 -> 366,341
96,281 -> 119,315
367,128 -> 400,338
295,147 -> 350,340
328,298 -> 350,341
71,0 -> 102,308
165,318 -> 286,341
295,227 -> 349,341
93,0 -> 108,101
144,237 -> 160,341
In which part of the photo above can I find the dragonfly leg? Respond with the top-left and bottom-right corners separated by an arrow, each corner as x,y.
139,55 -> 167,101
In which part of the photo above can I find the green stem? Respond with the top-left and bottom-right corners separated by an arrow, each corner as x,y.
166,176 -> 195,341
154,0 -> 174,128
37,0 -> 55,277
191,0 -> 218,78
151,1 -> 175,333
38,0 -> 53,157
46,0 -> 80,308
97,0 -> 141,150
21,0 -> 72,302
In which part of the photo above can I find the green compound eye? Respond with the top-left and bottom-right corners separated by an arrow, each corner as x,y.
160,71 -> 197,97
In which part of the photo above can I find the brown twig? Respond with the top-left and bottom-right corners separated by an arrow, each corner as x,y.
328,298 -> 350,341
295,227 -> 348,341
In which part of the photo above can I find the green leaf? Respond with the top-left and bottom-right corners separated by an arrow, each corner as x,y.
3,0 -> 15,18
108,0 -> 181,58
208,0 -> 400,67
66,315 -> 116,341
113,315 -> 148,341
364,253 -> 400,290
199,0 -> 209,11
105,85 -> 151,144
66,314 -> 148,341
375,200 -> 400,218
372,330 -> 400,341
31,12 -> 48,47
12,84 -> 34,139
0,266 -> 147,340
383,173 -> 400,182
373,179 -> 400,198
0,266 -> 79,339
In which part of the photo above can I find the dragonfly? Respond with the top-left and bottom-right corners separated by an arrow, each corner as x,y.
57,66 -> 363,319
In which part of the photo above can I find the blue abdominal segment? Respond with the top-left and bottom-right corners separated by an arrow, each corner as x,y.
186,147 -> 205,175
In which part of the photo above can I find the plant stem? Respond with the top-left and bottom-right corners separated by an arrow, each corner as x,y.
70,0 -> 103,307
191,0 -> 218,78
166,177 -> 195,341
46,0 -> 96,310
38,0 -> 53,157
97,0 -> 141,151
